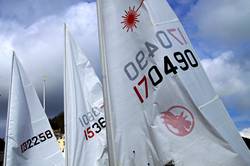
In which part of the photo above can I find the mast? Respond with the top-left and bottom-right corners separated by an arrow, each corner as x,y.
42,76 -> 47,112
3,52 -> 14,166
63,23 -> 68,166
96,1 -> 117,166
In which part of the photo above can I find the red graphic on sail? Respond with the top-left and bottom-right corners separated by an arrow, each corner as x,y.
161,105 -> 194,136
121,0 -> 144,32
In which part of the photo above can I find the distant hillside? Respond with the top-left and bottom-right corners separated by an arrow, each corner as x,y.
49,112 -> 64,133
0,138 -> 4,152
242,137 -> 250,149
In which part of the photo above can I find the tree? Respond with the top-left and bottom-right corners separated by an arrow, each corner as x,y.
0,138 -> 4,152
49,112 -> 64,133
242,137 -> 250,149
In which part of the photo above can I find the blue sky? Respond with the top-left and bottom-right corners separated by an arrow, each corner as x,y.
169,0 -> 250,132
0,0 -> 249,138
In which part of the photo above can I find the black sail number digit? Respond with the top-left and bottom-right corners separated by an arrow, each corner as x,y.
98,117 -> 106,128
184,49 -> 198,67
148,66 -> 163,86
27,139 -> 33,149
39,133 -> 46,142
174,52 -> 189,71
21,142 -> 27,153
32,136 -> 40,146
45,130 -> 53,139
20,130 -> 54,153
91,117 -> 106,134
164,56 -> 178,75
92,123 -> 102,133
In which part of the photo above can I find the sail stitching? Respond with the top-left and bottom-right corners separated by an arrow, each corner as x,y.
198,95 -> 219,109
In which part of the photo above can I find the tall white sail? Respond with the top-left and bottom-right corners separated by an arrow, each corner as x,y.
4,53 -> 64,166
64,25 -> 108,166
97,0 -> 250,165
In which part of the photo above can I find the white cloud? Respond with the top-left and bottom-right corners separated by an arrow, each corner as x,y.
187,0 -> 250,42
240,128 -> 250,139
1,1 -> 98,91
201,51 -> 250,119
201,51 -> 249,96
12,2 -> 99,90
187,0 -> 250,125
0,0 -> 86,25
0,2 -> 99,120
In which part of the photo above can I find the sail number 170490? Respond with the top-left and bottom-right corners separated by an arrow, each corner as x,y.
123,27 -> 199,103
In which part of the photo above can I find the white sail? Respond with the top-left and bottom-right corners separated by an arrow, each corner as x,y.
97,0 -> 250,165
64,25 -> 108,166
4,53 -> 64,166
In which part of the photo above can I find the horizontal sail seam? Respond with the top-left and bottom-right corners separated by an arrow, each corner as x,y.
198,95 -> 220,110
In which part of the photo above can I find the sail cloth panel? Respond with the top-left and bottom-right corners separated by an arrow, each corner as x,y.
64,26 -> 108,166
4,54 -> 64,166
97,0 -> 250,165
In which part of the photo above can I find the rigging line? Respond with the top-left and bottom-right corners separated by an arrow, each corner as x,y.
136,0 -> 144,12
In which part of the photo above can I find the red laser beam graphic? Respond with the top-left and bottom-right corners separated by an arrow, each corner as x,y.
121,0 -> 144,32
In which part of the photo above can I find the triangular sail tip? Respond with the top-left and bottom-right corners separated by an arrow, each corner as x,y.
64,23 -> 70,35
12,53 -> 21,67
5,50 -> 64,165
64,23 -> 69,42
11,51 -> 16,63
